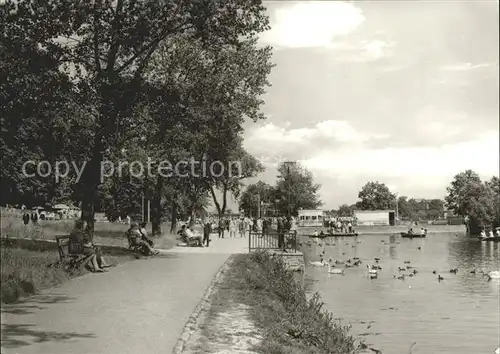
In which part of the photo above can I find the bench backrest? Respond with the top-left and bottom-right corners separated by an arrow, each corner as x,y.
56,235 -> 84,257
55,236 -> 69,259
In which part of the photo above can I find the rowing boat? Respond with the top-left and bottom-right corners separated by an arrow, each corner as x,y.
479,236 -> 500,242
310,233 -> 358,238
401,232 -> 426,238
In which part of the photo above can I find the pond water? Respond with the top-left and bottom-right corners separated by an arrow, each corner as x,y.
300,231 -> 500,354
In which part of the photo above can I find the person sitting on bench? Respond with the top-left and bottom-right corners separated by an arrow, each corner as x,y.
69,220 -> 110,272
139,222 -> 154,247
178,225 -> 203,247
186,226 -> 204,247
127,223 -> 159,255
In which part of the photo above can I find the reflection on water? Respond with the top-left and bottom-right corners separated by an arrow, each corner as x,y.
300,232 -> 500,354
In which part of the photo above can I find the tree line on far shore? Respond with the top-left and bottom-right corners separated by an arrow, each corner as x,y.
240,169 -> 499,232
1,0 -> 274,234
337,171 -> 499,230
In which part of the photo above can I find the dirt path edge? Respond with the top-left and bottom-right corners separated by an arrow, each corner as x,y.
172,255 -> 235,354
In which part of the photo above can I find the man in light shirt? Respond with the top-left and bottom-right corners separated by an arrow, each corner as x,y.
185,226 -> 203,247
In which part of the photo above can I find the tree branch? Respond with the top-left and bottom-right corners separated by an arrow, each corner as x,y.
106,0 -> 124,72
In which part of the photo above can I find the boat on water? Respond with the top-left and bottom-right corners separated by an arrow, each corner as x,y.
479,236 -> 500,242
310,233 -> 358,238
401,232 -> 426,238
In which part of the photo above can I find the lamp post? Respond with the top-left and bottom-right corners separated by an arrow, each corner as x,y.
394,192 -> 399,225
283,161 -> 293,217
257,194 -> 260,218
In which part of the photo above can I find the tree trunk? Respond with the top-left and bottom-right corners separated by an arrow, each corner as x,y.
79,82 -> 116,233
151,176 -> 163,236
188,206 -> 195,228
80,146 -> 103,234
209,185 -> 228,223
169,193 -> 178,233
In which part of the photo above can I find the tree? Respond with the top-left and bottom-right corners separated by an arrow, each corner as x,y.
239,181 -> 275,217
428,199 -> 444,212
275,162 -> 322,216
208,144 -> 265,220
396,196 -> 412,219
3,0 -> 271,231
144,31 -> 272,229
337,204 -> 353,217
445,170 -> 497,234
356,182 -> 396,211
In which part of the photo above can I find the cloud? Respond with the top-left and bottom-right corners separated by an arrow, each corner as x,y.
244,120 -> 499,207
302,131 -> 499,180
360,39 -> 393,61
244,120 -> 387,156
260,2 -> 365,49
440,62 -> 492,71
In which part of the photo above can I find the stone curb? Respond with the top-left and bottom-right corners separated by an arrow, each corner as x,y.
173,255 -> 235,354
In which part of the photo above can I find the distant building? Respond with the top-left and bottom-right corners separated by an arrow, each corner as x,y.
298,209 -> 324,227
353,210 -> 395,226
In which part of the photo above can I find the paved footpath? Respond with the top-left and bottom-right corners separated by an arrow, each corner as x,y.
1,236 -> 248,354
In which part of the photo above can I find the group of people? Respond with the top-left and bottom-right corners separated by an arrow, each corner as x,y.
407,227 -> 427,236
22,211 -> 39,225
327,219 -> 354,234
212,215 -> 297,238
68,220 -> 160,273
177,224 -> 207,247
125,222 -> 159,255
480,227 -> 500,239
215,217 -> 252,238
69,220 -> 112,272
173,215 -> 298,248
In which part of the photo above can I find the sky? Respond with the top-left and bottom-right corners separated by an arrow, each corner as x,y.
212,0 -> 499,212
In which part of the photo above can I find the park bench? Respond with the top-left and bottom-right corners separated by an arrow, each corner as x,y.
55,236 -> 93,271
127,236 -> 147,254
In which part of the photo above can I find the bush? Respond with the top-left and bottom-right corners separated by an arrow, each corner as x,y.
0,247 -> 74,303
231,251 -> 360,354
0,246 -> 136,304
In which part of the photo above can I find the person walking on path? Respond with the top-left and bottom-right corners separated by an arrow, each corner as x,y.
277,216 -> 284,248
229,218 -> 237,238
218,218 -> 225,238
238,217 -> 245,238
22,212 -> 30,226
256,218 -> 263,237
203,221 -> 211,246
31,211 -> 38,224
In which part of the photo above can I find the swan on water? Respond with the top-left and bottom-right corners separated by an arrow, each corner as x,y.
367,265 -> 378,274
327,263 -> 345,274
309,260 -> 327,267
484,270 -> 500,279
409,342 -> 416,354
494,347 -> 499,354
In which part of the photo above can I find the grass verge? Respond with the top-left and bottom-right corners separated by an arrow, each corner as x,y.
0,246 -> 136,304
192,251 -> 360,354
0,216 -> 179,249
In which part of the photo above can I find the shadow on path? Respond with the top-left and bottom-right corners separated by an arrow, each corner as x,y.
1,324 -> 96,349
2,293 -> 75,316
